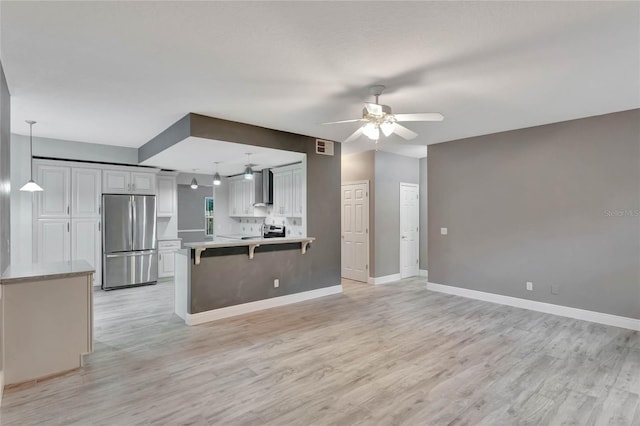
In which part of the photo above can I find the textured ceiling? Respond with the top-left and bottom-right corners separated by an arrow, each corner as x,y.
2,1 -> 639,158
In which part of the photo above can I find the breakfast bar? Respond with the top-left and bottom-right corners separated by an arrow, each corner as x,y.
174,236 -> 342,325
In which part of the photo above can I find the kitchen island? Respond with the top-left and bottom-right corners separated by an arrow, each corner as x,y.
0,260 -> 94,386
174,236 -> 342,325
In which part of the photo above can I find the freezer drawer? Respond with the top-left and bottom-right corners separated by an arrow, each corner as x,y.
103,251 -> 158,290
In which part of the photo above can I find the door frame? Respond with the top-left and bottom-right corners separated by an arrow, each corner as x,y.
399,182 -> 420,279
341,180 -> 370,282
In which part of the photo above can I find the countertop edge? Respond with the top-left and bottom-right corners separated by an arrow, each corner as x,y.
0,260 -> 95,285
184,237 -> 316,250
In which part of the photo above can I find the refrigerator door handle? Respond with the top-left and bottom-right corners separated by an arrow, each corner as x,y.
106,250 -> 155,258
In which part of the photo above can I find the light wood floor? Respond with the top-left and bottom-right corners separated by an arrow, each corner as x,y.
1,278 -> 639,425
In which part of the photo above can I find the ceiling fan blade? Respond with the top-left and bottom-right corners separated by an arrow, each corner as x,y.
364,103 -> 383,115
322,118 -> 365,125
343,127 -> 364,143
393,123 -> 418,140
394,113 -> 444,122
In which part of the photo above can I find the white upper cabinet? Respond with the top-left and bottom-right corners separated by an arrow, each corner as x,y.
291,167 -> 304,218
131,172 -> 156,195
102,170 -> 130,194
227,177 -> 265,217
102,170 -> 156,195
156,175 -> 177,217
36,165 -> 71,218
71,168 -> 101,218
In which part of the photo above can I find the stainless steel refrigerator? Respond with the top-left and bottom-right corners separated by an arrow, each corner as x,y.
102,194 -> 158,290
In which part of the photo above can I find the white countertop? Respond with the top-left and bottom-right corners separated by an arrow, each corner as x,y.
1,260 -> 95,284
184,237 -> 315,250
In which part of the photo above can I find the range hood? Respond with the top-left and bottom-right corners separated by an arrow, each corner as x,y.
253,169 -> 273,206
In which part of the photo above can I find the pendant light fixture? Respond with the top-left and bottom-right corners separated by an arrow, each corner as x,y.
20,120 -> 44,192
243,153 -> 254,180
190,169 -> 198,189
213,162 -> 222,186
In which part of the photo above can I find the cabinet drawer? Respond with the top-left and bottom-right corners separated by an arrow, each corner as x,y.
158,240 -> 181,250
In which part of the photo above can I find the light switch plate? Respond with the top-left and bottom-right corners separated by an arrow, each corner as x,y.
526,281 -> 533,291
440,228 -> 448,235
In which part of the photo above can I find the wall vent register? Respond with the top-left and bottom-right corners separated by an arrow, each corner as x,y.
316,139 -> 334,156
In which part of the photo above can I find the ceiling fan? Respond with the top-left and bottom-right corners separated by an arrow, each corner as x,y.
323,85 -> 444,143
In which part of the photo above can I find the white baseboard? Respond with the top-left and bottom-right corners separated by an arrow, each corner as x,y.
185,285 -> 343,326
427,282 -> 640,331
368,273 -> 402,285
419,269 -> 429,278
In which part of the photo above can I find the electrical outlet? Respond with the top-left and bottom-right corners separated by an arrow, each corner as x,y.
526,281 -> 533,291
440,227 -> 448,235
274,279 -> 279,288
551,284 -> 559,295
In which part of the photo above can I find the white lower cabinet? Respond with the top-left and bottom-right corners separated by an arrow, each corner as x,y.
36,219 -> 71,263
71,218 -> 102,287
158,240 -> 181,279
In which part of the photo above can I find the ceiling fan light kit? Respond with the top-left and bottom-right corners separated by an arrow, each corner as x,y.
323,85 -> 444,144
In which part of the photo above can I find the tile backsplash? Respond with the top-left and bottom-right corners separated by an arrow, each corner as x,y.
226,206 -> 305,237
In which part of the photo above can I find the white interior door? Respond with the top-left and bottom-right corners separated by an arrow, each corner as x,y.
341,182 -> 369,282
400,183 -> 419,279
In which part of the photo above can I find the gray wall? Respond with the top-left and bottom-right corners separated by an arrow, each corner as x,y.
0,62 -> 10,373
12,134 -> 138,165
428,109 -> 640,319
177,184 -> 213,244
341,150 -> 376,275
11,134 -> 138,165
419,157 -> 428,272
374,151 -> 420,277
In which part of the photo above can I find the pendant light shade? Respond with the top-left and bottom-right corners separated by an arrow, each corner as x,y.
213,162 -> 222,186
190,170 -> 198,189
20,120 -> 43,192
244,153 -> 254,180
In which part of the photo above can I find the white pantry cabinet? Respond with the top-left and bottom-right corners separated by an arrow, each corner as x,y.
71,218 -> 102,287
72,168 -> 102,218
36,219 -> 71,263
36,165 -> 71,218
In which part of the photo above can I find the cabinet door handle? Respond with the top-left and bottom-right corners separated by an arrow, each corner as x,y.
67,206 -> 70,215
159,253 -> 162,261
98,221 -> 101,231
67,222 -> 70,232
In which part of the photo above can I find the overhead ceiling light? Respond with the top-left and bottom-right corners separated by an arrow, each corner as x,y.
190,169 -> 198,189
244,153 -> 254,180
213,162 -> 222,186
380,121 -> 395,137
20,120 -> 43,192
362,122 -> 379,141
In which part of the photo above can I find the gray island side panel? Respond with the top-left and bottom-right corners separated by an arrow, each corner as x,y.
189,244 -> 321,313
